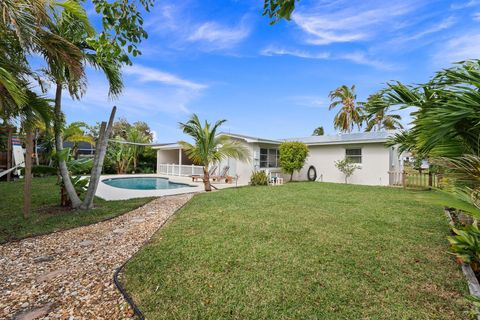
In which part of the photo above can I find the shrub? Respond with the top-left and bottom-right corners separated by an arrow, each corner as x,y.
250,170 -> 268,186
334,158 -> 360,184
279,142 -> 309,181
21,165 -> 57,177
448,222 -> 480,271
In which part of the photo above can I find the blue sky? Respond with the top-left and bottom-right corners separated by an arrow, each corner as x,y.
60,0 -> 480,142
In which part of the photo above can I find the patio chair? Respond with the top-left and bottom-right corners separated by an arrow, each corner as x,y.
191,165 -> 217,182
212,166 -> 232,183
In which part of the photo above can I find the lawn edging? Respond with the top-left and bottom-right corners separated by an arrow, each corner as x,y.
113,193 -> 195,319
444,208 -> 480,319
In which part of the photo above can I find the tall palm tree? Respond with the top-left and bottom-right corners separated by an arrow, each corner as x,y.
328,85 -> 363,133
41,3 -> 123,208
362,92 -> 403,131
178,114 -> 249,191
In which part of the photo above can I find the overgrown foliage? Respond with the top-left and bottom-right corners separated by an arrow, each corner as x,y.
279,141 -> 309,181
250,170 -> 268,186
382,60 -> 480,209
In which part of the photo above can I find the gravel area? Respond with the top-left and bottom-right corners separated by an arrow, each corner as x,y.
0,194 -> 193,320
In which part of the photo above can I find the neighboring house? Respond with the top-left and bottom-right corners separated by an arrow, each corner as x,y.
153,131 -> 403,186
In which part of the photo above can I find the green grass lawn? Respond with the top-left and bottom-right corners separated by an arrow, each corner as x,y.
123,182 -> 471,319
0,177 -> 153,243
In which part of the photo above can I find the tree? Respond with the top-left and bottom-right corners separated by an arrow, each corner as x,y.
361,92 -> 403,131
126,126 -> 150,172
328,85 -> 363,133
335,158 -> 360,184
63,121 -> 94,159
41,3 -> 123,208
312,126 -> 324,136
178,114 -> 249,192
383,60 -> 480,209
279,141 -> 309,181
263,0 -> 299,24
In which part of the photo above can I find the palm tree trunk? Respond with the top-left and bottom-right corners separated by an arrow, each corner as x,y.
203,166 -> 211,192
81,106 -> 116,209
6,127 -> 12,181
23,129 -> 33,218
54,82 -> 82,208
34,129 -> 39,166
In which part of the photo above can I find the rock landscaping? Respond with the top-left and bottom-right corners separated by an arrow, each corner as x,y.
0,194 -> 193,319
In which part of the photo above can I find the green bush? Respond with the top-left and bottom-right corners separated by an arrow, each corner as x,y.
448,222 -> 480,271
279,141 -> 309,181
250,170 -> 268,186
21,165 -> 57,177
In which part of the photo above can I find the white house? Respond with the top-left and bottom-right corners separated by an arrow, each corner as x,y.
153,131 -> 402,186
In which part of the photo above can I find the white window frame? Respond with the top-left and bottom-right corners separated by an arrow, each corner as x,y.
259,148 -> 279,168
345,147 -> 362,164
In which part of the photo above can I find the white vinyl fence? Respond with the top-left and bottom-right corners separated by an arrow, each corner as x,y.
158,163 -> 204,177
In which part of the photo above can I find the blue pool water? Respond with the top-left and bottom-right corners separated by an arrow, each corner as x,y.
102,177 -> 193,190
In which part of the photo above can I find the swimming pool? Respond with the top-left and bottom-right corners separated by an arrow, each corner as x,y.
102,177 -> 193,190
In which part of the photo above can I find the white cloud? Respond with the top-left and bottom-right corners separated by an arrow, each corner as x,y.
187,20 -> 251,50
260,46 -> 330,59
292,2 -> 418,45
260,46 -> 396,70
451,0 -> 480,10
435,32 -> 480,64
474,12 -> 480,21
288,95 -> 325,108
395,16 -> 457,42
146,4 -> 251,51
123,64 -> 207,91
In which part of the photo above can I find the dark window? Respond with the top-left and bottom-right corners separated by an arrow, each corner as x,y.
346,148 -> 362,163
260,148 -> 279,168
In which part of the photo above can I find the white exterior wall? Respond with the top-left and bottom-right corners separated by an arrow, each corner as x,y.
292,143 -> 391,186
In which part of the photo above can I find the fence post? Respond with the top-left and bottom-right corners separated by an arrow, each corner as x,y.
402,170 -> 407,189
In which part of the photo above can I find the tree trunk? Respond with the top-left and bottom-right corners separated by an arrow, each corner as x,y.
290,172 -> 293,182
23,129 -> 33,218
6,127 -> 12,181
34,129 -> 39,166
81,106 -> 116,209
203,166 -> 211,192
54,82 -> 82,208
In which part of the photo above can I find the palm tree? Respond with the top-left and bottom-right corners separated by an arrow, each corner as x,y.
362,92 -> 403,131
328,85 -> 363,133
178,114 -> 249,191
126,127 -> 150,172
41,4 -> 123,208
312,126 -> 324,136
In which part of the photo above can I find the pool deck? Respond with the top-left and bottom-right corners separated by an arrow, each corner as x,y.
95,174 -> 243,200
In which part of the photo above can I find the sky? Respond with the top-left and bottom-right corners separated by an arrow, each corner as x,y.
58,0 -> 480,142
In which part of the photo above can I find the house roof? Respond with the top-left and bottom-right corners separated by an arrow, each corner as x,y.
218,132 -> 282,144
285,131 -> 394,146
152,131 -> 394,150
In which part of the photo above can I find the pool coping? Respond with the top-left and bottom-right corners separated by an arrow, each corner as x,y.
95,174 -> 239,201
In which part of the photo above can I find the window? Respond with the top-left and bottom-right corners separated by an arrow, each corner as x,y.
346,148 -> 362,164
260,148 -> 279,168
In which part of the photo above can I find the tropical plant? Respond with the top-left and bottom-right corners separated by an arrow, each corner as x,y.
328,85 -> 363,133
335,158 -> 360,184
382,60 -> 480,208
250,170 -> 269,186
107,138 -> 134,174
63,121 -> 94,159
126,126 -> 150,172
312,126 -> 324,136
178,114 -> 249,192
361,92 -> 403,131
279,141 -> 309,181
448,222 -> 480,271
